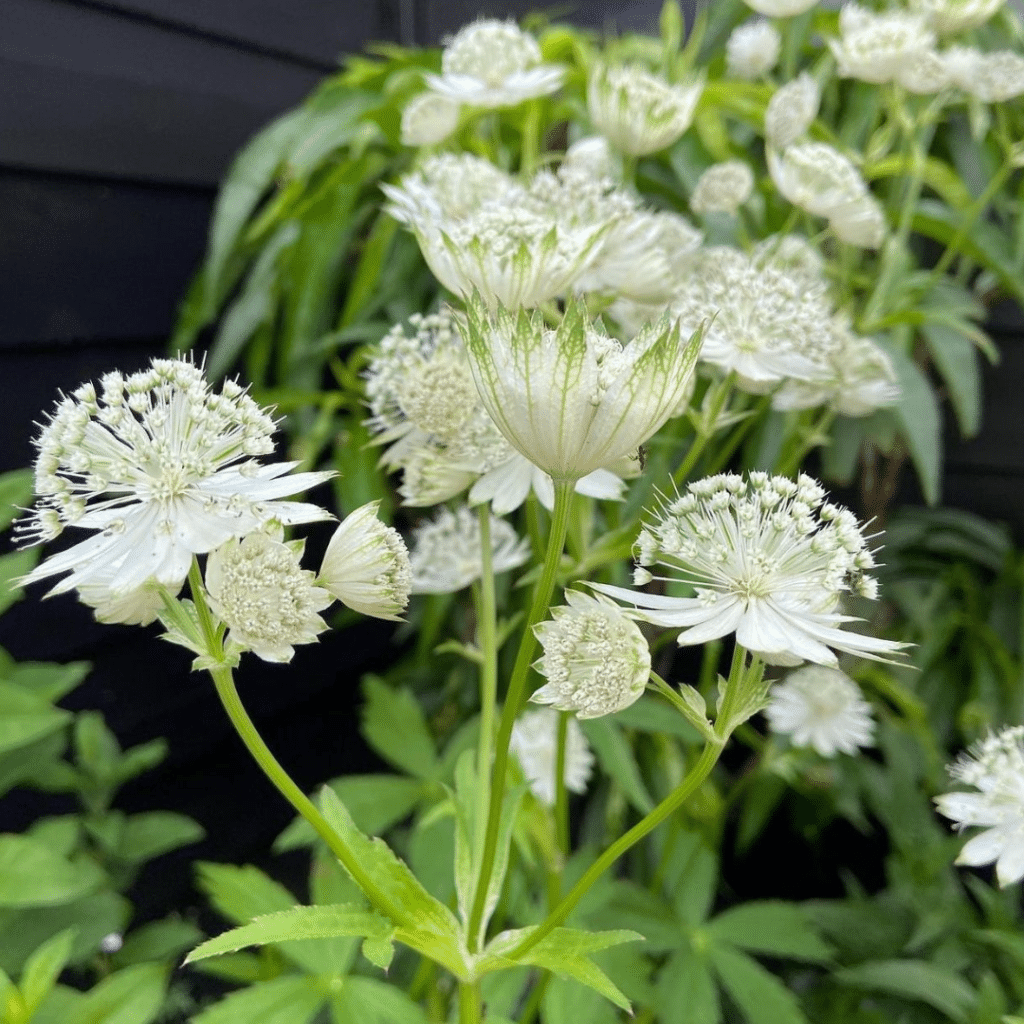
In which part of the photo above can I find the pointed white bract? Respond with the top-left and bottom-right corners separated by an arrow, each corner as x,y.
587,64 -> 703,156
408,505 -> 530,594
364,311 -> 631,513
936,726 -> 1024,887
18,357 -> 332,599
462,297 -> 701,482
510,708 -> 595,806
425,19 -> 564,108
401,92 -> 461,146
764,73 -> 820,150
318,502 -> 411,622
206,530 -> 333,664
690,161 -> 755,215
594,472 -> 909,667
765,666 -> 875,756
532,591 -> 651,719
726,20 -> 782,80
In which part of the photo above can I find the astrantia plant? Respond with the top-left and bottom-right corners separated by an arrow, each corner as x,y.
19,1 -> 1024,1020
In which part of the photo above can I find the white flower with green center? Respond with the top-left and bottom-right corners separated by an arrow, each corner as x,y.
828,5 -> 936,84
670,246 -> 838,392
462,296 -> 701,482
690,161 -> 755,216
408,505 -> 530,594
532,591 -> 651,718
741,0 -> 819,16
911,0 -> 1005,35
206,530 -> 333,664
425,19 -> 564,108
594,472 -> 909,666
318,502 -> 411,621
364,312 -> 630,513
18,358 -> 332,598
400,92 -> 461,146
936,726 -> 1024,887
587,64 -> 704,156
765,666 -> 875,756
767,143 -> 886,249
751,233 -> 825,289
764,73 -> 820,150
772,319 -> 900,417
510,708 -> 594,807
726,20 -> 782,80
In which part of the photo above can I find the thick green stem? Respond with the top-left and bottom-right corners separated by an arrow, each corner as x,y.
208,664 -> 402,923
508,740 -> 724,959
466,479 -> 575,946
554,711 -> 570,859
458,981 -> 483,1024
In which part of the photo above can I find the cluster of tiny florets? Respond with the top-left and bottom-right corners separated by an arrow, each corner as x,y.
828,5 -> 937,84
726,20 -> 782,80
510,708 -> 595,806
690,161 -> 755,216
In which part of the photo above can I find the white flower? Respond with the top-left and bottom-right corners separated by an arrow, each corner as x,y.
77,577 -> 166,626
765,666 -> 875,756
462,297 -> 701,482
948,49 -> 1024,102
896,47 -> 951,94
206,530 -> 333,664
587,64 -> 703,156
764,73 -> 820,150
768,143 -> 886,248
726,20 -> 782,80
561,136 -> 618,180
510,708 -> 594,806
532,591 -> 650,718
382,154 -> 516,226
936,726 -> 1024,887
670,246 -> 838,392
594,472 -> 909,667
690,161 -> 755,215
828,5 -> 936,84
425,19 -> 564,108
401,92 -> 461,146
751,233 -> 825,289
911,0 -> 1006,35
741,0 -> 819,16
408,505 -> 530,594
17,358 -> 332,598
318,502 -> 411,621
364,311 -> 630,513
772,319 -> 901,416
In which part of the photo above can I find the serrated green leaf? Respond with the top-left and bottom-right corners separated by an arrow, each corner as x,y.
664,831 -> 718,927
0,836 -> 100,908
117,812 -> 204,864
20,928 -> 76,1015
196,863 -> 296,927
0,550 -> 37,615
275,775 -> 424,852
580,718 -> 654,814
920,321 -> 982,437
361,677 -> 438,780
330,977 -> 428,1024
0,661 -> 90,703
191,975 -> 326,1024
707,902 -> 833,963
889,349 -> 942,505
185,904 -> 393,964
0,682 -> 71,757
834,959 -> 977,1022
656,948 -> 721,1024
0,469 -> 33,532
706,942 -> 808,1024
113,918 -> 203,967
543,975 -> 620,1024
62,963 -> 167,1024
360,935 -> 395,973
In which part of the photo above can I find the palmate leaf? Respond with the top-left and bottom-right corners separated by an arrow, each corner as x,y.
361,676 -> 439,781
705,941 -> 809,1024
706,902 -> 833,963
191,975 -> 326,1024
480,926 -> 644,1013
184,904 -> 392,964
833,959 -> 977,1022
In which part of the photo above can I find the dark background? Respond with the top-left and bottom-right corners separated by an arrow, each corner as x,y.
1,0 -> 1019,922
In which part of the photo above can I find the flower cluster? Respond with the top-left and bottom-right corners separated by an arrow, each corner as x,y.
726,20 -> 781,80
510,708 -> 594,806
936,726 -> 1024,886
595,472 -> 907,667
690,161 -> 755,216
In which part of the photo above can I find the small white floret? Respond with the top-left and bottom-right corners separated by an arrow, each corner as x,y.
510,708 -> 595,806
726,20 -> 782,80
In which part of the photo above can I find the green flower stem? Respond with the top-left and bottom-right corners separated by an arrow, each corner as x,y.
188,559 -> 220,652
508,739 -> 724,960
775,407 -> 837,478
466,478 -> 575,948
520,100 -> 541,175
458,980 -> 483,1024
704,394 -> 771,476
554,711 -> 570,858
508,646 -> 751,961
519,973 -> 551,1024
471,507 -> 499,918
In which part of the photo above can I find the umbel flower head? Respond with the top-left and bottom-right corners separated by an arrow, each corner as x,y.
510,708 -> 595,806
911,0 -> 1005,36
828,4 -> 936,84
765,665 -> 875,756
532,591 -> 651,719
587,64 -> 703,156
364,311 -> 630,513
400,92 -> 461,147
764,73 -> 821,151
18,357 -> 332,598
690,161 -> 755,216
944,47 -> 1024,102
205,529 -> 333,664
594,472 -> 909,667
462,296 -> 701,482
408,505 -> 530,594
726,20 -> 782,80
318,502 -> 411,621
936,726 -> 1024,887
425,19 -> 564,109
